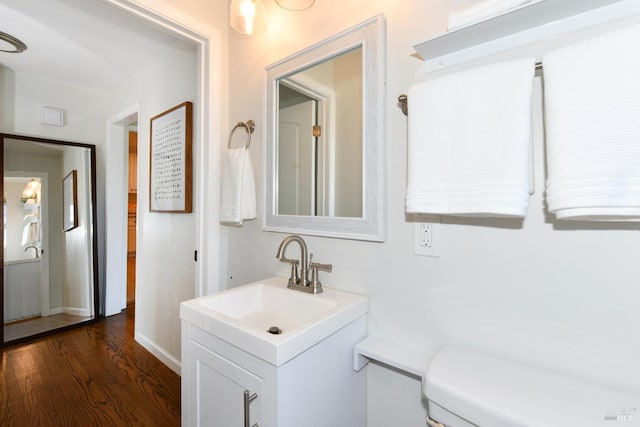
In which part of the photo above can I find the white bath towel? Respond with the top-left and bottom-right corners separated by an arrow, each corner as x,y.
543,23 -> 640,221
220,147 -> 256,225
448,0 -> 542,31
406,57 -> 536,217
21,221 -> 39,247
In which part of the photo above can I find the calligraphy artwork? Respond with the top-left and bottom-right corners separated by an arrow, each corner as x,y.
149,101 -> 193,213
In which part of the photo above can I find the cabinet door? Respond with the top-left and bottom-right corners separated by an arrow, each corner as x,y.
187,340 -> 262,427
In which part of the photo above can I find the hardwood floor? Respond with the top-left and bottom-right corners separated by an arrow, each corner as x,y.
0,305 -> 181,426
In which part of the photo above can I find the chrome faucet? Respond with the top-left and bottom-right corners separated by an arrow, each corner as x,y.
276,235 -> 332,294
24,245 -> 40,258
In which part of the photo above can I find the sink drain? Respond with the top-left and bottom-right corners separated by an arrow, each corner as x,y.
267,326 -> 282,335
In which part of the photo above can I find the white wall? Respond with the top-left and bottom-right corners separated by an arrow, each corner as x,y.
62,146 -> 94,316
226,1 -> 640,425
12,73 -> 110,143
303,50 -> 363,217
108,40 -> 198,367
332,49 -> 363,218
0,66 -> 15,131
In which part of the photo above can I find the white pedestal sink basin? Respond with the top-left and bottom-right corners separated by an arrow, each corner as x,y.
179,276 -> 368,366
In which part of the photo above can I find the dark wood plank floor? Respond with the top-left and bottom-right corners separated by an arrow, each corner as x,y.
0,305 -> 180,426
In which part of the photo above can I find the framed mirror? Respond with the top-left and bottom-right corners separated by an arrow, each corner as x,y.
1,133 -> 99,346
265,15 -> 386,241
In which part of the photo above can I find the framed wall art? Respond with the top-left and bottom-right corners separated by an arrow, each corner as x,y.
63,170 -> 78,231
149,101 -> 193,213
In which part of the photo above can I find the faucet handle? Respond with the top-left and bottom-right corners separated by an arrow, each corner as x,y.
310,261 -> 332,272
281,258 -> 300,285
309,261 -> 332,293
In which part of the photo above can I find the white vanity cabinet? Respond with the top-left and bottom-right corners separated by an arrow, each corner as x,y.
181,316 -> 367,427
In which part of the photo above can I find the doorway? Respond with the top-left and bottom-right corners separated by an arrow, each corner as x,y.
101,0 -> 224,330
126,129 -> 137,306
105,107 -> 138,316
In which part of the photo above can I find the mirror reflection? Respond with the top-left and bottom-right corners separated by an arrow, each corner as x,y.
2,134 -> 99,344
277,47 -> 363,218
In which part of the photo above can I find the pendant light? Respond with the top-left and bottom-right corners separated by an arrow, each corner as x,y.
230,0 -> 267,36
275,0 -> 315,12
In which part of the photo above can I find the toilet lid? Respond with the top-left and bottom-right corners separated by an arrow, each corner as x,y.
423,345 -> 640,427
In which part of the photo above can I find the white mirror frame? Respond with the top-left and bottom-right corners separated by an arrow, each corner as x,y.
265,15 -> 386,242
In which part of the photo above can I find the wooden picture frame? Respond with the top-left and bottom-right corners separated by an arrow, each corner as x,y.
149,101 -> 193,213
63,170 -> 78,232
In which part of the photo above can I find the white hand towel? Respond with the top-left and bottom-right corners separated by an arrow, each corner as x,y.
448,0 -> 541,31
220,147 -> 256,225
543,23 -> 640,221
406,57 -> 536,218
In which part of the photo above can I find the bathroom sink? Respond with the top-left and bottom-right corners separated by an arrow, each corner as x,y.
180,276 -> 368,366
198,283 -> 338,331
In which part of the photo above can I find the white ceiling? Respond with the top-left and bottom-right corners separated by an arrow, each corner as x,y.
0,0 -> 186,92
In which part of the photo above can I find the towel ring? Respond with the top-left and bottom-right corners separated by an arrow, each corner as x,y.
397,94 -> 408,116
228,120 -> 255,150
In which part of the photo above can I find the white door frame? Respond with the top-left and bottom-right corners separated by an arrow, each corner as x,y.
105,105 -> 138,316
103,0 -> 223,316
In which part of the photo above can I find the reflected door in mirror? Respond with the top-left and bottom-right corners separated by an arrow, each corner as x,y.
278,98 -> 316,216
276,47 -> 363,219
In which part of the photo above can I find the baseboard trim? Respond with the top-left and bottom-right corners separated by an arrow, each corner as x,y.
135,331 -> 182,375
63,307 -> 91,317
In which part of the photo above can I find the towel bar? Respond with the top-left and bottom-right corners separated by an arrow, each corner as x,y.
228,120 -> 255,149
398,62 -> 543,116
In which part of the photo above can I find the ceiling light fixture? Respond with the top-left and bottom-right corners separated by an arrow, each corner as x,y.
230,0 -> 267,36
0,31 -> 27,53
21,178 -> 41,203
275,0 -> 315,12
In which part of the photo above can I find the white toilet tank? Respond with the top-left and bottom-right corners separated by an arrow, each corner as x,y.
423,346 -> 640,427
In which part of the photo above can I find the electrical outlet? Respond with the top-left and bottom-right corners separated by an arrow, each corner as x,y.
414,221 -> 440,257
420,223 -> 432,247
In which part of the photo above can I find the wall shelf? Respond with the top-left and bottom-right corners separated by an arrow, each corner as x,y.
353,336 -> 436,378
414,0 -> 640,73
